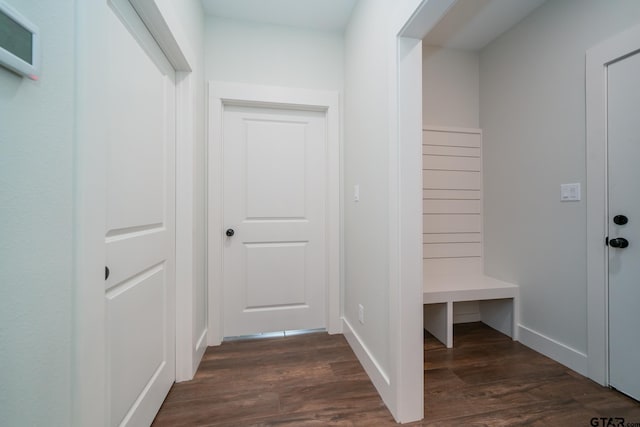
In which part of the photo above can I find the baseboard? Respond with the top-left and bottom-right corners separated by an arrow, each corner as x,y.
518,324 -> 588,376
342,318 -> 392,405
192,328 -> 208,377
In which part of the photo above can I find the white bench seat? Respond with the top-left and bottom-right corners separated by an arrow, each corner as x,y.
423,274 -> 519,348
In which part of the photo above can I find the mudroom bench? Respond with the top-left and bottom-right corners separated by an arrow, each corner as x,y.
423,274 -> 519,348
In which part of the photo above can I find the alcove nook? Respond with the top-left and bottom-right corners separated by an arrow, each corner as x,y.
419,0 -> 539,347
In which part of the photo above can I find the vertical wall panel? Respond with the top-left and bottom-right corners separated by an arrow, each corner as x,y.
423,128 -> 482,272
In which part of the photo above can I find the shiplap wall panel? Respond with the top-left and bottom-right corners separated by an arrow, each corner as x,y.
423,233 -> 481,244
423,243 -> 482,258
423,144 -> 480,157
423,199 -> 481,214
422,155 -> 481,171
423,214 -> 481,233
423,189 -> 480,200
423,170 -> 481,190
423,131 -> 480,147
423,128 -> 483,263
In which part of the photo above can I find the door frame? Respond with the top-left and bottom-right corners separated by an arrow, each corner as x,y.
392,0 -> 456,422
586,22 -> 640,386
207,82 -> 341,345
73,0 -> 197,424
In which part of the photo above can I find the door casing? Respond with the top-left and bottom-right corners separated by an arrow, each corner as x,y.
207,82 -> 341,345
586,22 -> 640,386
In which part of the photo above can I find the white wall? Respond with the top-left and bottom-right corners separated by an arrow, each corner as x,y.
344,0 -> 423,422
0,0 -> 75,425
422,45 -> 479,128
344,0 -> 393,380
480,0 -> 640,372
204,17 -> 344,91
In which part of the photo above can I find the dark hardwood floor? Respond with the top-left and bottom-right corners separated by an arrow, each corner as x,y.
153,323 -> 640,426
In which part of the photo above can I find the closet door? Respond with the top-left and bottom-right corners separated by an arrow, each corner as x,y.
104,1 -> 176,425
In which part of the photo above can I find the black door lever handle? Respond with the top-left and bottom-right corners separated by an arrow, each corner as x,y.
609,237 -> 629,248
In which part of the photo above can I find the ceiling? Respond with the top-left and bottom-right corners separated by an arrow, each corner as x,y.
201,0 -> 545,48
423,0 -> 547,51
201,0 -> 358,32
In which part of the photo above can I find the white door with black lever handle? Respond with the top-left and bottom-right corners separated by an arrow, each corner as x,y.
607,49 -> 640,401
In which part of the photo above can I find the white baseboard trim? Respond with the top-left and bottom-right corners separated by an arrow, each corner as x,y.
342,318 -> 392,404
518,324 -> 588,376
192,328 -> 208,377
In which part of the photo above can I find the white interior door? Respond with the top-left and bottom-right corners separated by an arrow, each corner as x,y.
608,49 -> 640,401
104,1 -> 176,425
222,105 -> 327,337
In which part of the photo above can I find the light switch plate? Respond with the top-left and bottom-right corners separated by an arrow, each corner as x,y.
354,184 -> 360,202
561,183 -> 581,201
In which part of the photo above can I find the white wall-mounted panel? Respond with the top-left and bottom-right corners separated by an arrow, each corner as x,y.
423,233 -> 481,244
423,130 -> 480,147
423,214 -> 481,233
423,170 -> 481,190
423,189 -> 480,200
423,144 -> 480,157
423,199 -> 481,214
423,155 -> 481,171
423,242 -> 482,258
422,129 -> 483,275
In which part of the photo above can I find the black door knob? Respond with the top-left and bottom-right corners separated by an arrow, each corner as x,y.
613,215 -> 629,225
226,229 -> 235,237
609,237 -> 629,248
105,266 -> 110,280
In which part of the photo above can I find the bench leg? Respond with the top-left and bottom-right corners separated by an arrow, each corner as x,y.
479,298 -> 516,340
423,302 -> 453,348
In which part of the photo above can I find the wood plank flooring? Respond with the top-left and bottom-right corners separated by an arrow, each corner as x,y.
153,323 -> 640,426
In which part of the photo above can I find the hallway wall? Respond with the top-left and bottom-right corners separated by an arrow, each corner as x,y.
422,45 -> 479,128
343,0 -> 424,421
204,16 -> 344,91
480,0 -> 640,371
0,0 -> 76,425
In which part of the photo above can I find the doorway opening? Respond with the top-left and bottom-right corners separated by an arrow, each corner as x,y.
206,82 -> 341,346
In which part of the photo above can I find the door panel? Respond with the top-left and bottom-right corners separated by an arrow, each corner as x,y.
223,106 -> 326,337
106,266 -> 165,424
245,120 -> 307,218
608,50 -> 640,401
104,1 -> 176,425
